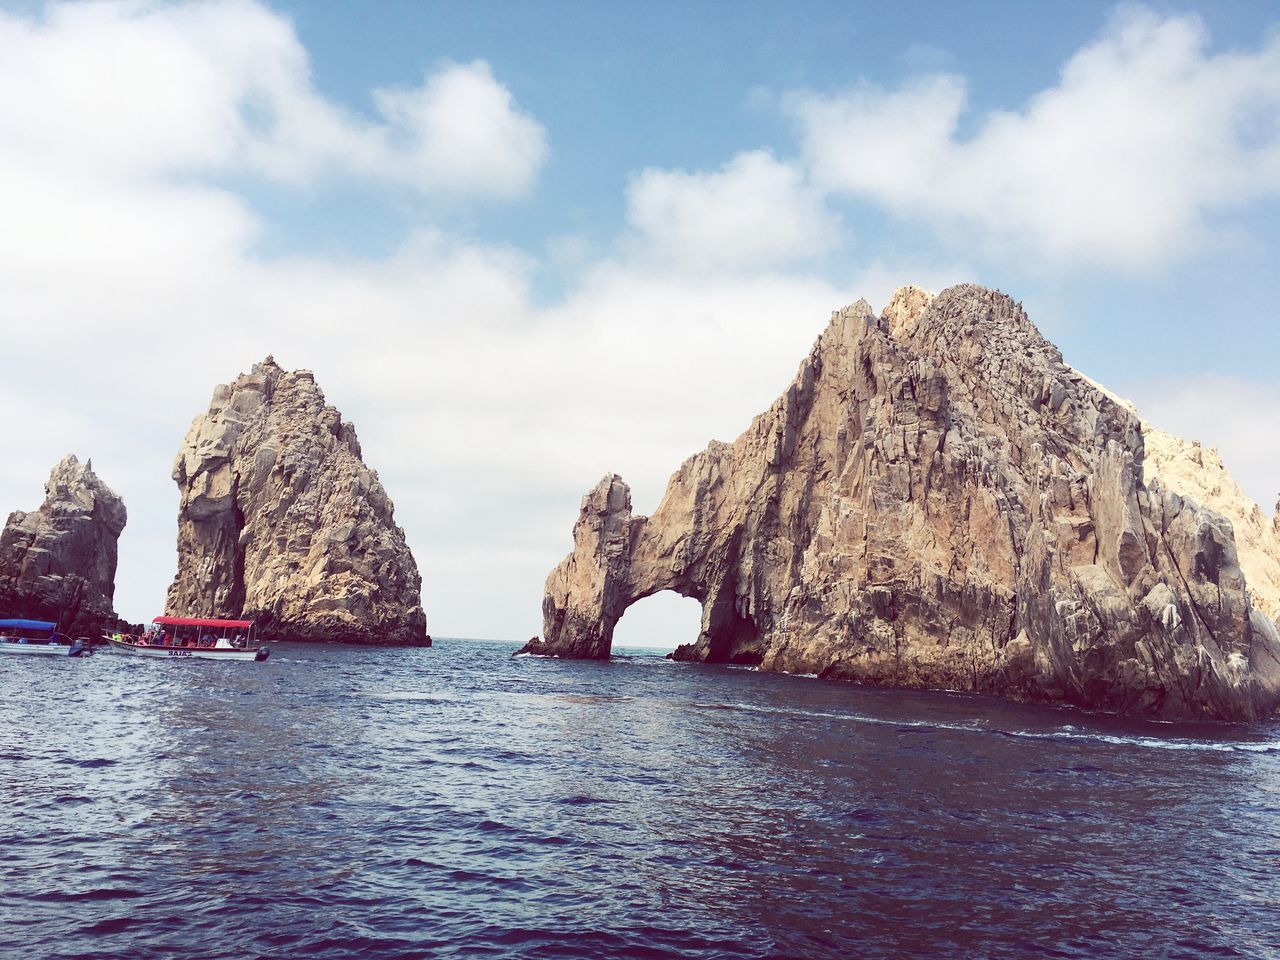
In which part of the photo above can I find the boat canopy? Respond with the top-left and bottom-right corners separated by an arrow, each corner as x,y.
153,616 -> 253,629
0,618 -> 56,631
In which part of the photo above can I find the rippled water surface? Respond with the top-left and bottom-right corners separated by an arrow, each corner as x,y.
2,638 -> 1278,959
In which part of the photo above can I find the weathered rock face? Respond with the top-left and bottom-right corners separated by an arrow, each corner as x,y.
530,285 -> 1280,721
167,357 -> 428,645
1142,428 -> 1280,625
0,455 -> 126,636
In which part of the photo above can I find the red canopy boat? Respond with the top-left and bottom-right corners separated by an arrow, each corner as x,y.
107,616 -> 270,661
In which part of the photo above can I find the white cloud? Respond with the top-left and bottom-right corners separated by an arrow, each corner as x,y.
0,1 -> 546,197
625,150 -> 838,272
788,7 -> 1280,269
374,61 -> 548,198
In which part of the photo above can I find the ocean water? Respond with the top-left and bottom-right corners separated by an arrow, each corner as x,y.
1,638 -> 1278,960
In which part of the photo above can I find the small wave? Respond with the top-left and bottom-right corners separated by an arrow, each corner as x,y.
365,691 -> 457,702
557,794 -> 620,806
75,915 -> 147,936
843,807 -> 883,823
684,699 -> 1278,755
45,887 -> 146,903
995,728 -> 1280,754
554,693 -> 634,705
56,757 -> 117,769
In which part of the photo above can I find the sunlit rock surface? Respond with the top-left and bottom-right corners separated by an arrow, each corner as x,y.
167,357 -> 428,645
1142,428 -> 1280,626
0,455 -> 126,636
528,285 -> 1280,721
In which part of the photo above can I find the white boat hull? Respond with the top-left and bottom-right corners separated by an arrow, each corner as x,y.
0,640 -> 84,656
108,638 -> 269,661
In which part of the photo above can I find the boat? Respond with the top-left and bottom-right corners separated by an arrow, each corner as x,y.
0,618 -> 92,656
107,616 -> 270,661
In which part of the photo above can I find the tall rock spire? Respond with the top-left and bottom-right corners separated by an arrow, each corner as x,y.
166,358 -> 428,645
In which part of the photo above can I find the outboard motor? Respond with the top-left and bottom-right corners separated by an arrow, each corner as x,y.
68,638 -> 91,657
255,647 -> 270,662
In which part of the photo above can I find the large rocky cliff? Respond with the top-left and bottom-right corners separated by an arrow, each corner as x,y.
528,285 -> 1280,721
0,455 -> 126,636
167,357 -> 429,645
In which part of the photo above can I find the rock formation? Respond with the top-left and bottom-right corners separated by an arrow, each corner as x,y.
1142,428 -> 1280,625
528,285 -> 1280,721
167,357 -> 428,645
0,455 -> 126,636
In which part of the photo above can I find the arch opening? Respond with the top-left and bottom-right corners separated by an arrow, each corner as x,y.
611,590 -> 703,655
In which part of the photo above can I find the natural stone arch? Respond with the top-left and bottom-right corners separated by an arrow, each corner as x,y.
524,284 -> 1280,721
532,468 -> 770,663
611,588 -> 705,652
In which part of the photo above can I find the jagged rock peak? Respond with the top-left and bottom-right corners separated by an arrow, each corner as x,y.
882,284 -> 934,335
0,454 -> 126,636
529,283 -> 1280,722
166,359 -> 428,645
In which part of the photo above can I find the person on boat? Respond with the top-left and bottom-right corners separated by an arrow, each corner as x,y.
200,632 -> 214,647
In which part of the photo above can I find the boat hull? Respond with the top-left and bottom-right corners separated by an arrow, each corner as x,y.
0,640 -> 85,657
108,638 -> 269,661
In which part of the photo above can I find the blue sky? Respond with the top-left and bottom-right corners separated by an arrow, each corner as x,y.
251,0 -> 1278,382
0,0 -> 1277,645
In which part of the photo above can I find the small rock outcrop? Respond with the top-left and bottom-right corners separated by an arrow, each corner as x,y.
0,455 -> 126,636
167,357 -> 428,645
530,285 -> 1280,721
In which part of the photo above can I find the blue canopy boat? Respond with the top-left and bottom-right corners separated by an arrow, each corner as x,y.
0,619 -> 92,657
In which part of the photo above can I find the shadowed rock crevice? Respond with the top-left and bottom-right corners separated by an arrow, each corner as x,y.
0,455 -> 126,636
167,357 -> 428,645
527,284 -> 1280,721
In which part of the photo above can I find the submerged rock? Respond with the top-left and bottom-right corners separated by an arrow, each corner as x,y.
0,455 -> 126,636
167,357 -> 428,645
530,284 -> 1280,721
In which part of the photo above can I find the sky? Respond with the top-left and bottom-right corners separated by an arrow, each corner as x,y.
0,0 -> 1278,647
